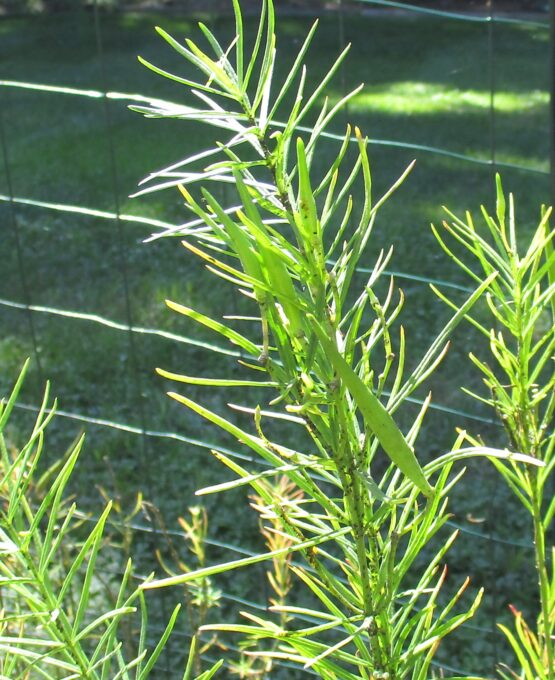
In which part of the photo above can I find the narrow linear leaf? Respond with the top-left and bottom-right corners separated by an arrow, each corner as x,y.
137,604 -> 181,680
166,299 -> 259,355
309,316 -> 433,497
142,527 -> 350,589
0,359 -> 30,431
157,367 -> 277,388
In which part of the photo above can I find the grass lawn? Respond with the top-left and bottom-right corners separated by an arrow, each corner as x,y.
0,4 -> 550,675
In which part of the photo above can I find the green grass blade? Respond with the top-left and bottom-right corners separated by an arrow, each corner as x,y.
74,607 -> 136,644
182,635 -> 199,680
296,44 -> 351,127
544,214 -> 555,325
252,0 -> 275,111
72,506 -> 113,636
195,659 -> 224,680
39,503 -> 76,576
184,39 -> 239,94
30,437 -> 83,567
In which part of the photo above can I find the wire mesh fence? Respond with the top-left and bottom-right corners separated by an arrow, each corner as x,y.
0,0 -> 551,675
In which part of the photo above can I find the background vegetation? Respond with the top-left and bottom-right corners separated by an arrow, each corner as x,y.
0,0 -> 550,674
0,0 -> 549,16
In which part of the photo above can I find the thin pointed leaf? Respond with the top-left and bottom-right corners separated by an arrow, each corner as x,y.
0,359 -> 30,432
137,605 -> 181,680
157,368 -> 276,388
309,316 -> 433,497
166,299 -> 259,355
142,527 -> 349,589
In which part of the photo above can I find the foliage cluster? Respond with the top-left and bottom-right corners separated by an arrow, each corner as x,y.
128,0 -> 554,675
0,0 -> 553,677
0,363 -> 222,678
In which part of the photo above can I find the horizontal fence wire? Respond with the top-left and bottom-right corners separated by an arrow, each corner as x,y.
0,297 -> 243,357
7,319 -> 497,424
70,513 -> 517,640
359,0 -> 549,27
1,2 -> 549,675
0,79 -> 548,176
12,399 -> 533,552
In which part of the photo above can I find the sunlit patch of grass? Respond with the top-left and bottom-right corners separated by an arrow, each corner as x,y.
351,81 -> 549,114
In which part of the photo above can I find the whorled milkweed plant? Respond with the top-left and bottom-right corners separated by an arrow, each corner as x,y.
132,1 -> 541,677
0,362 -> 223,680
434,179 -> 555,679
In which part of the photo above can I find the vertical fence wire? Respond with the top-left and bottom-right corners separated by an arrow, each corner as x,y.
0,87 -> 44,390
91,1 -> 171,670
336,0 -> 350,129
92,1 -> 149,461
487,0 -> 498,178
485,0 -> 501,669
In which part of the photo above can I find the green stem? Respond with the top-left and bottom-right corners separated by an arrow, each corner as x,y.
512,270 -> 554,678
7,494 -> 95,675
531,472 -> 554,678
335,399 -> 394,674
245,74 -> 396,675
19,539 -> 94,676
